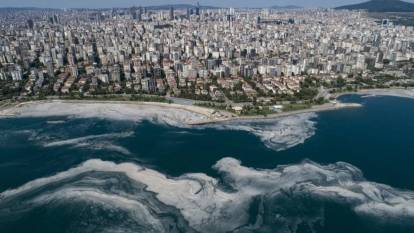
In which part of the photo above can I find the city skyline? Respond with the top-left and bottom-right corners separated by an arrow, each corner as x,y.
2,0 -> 414,9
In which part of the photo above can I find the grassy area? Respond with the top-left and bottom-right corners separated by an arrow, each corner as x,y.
62,94 -> 171,103
282,103 -> 312,112
194,102 -> 228,110
239,106 -> 273,116
14,94 -> 171,104
195,100 -> 326,117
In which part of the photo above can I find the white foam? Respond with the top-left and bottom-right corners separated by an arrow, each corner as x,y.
2,101 -> 317,151
32,187 -> 165,232
4,101 -> 208,126
2,158 -> 414,232
360,88 -> 414,99
43,132 -> 133,155
204,113 -> 317,151
43,132 -> 134,147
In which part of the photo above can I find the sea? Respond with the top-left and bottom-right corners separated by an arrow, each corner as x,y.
0,94 -> 413,233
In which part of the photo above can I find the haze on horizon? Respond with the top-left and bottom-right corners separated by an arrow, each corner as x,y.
2,0 -> 414,9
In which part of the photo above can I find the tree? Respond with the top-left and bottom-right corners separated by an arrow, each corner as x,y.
335,77 -> 346,88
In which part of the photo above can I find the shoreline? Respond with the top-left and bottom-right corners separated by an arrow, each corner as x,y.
0,99 -> 217,116
0,99 -> 361,125
189,102 -> 362,125
0,99 -> 234,124
1,87 -> 412,125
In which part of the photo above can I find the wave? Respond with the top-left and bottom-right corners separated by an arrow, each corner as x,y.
1,158 -> 413,232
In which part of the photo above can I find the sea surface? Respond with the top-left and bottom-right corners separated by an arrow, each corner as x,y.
0,94 -> 414,233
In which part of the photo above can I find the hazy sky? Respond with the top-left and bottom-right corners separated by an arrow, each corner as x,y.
1,0 -> 414,9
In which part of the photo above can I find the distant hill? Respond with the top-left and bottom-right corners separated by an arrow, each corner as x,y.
336,0 -> 414,12
270,5 -> 303,9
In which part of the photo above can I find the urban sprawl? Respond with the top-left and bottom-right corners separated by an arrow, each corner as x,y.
1,6 -> 414,114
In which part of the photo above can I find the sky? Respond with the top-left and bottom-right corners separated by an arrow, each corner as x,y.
1,0 -> 414,9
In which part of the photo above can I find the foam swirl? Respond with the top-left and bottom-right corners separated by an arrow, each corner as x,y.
1,158 -> 413,232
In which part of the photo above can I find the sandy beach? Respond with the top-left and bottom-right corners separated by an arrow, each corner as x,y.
12,86 -> 414,126
0,100 -> 221,125
0,99 -> 363,125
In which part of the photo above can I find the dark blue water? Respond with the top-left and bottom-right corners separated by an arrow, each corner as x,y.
0,95 -> 413,233
279,94 -> 414,190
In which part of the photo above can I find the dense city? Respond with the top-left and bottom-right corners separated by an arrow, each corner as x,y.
1,6 -> 414,114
